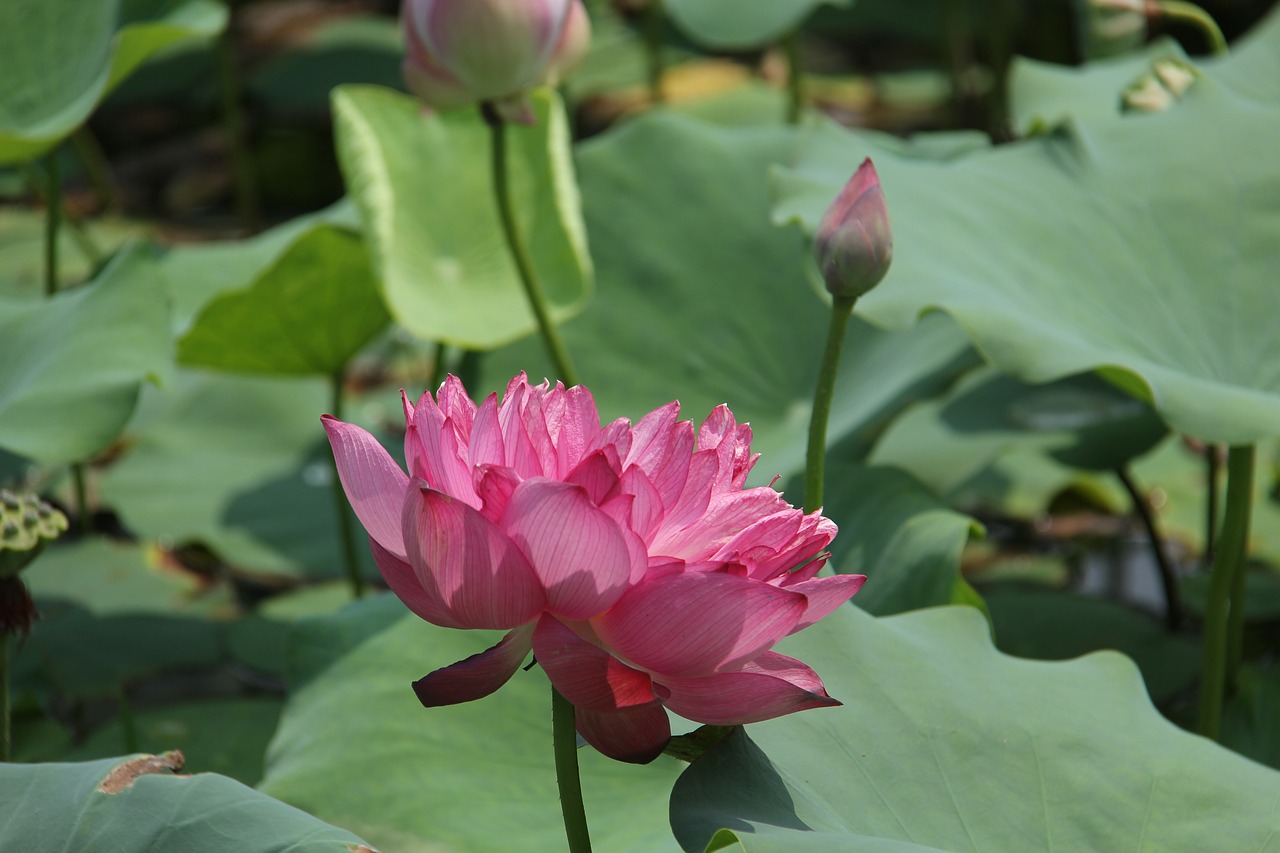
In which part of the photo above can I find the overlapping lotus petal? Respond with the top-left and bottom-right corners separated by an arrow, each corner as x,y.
324,374 -> 863,763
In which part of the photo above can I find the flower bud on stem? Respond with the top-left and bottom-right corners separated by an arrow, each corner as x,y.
805,159 -> 892,513
481,103 -> 581,387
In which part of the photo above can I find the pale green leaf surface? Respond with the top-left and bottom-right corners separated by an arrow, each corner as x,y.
0,243 -> 170,463
98,371 -> 378,578
0,0 -> 227,164
260,594 -> 682,853
1009,38 -> 1189,133
774,76 -> 1280,445
333,85 -> 592,349
483,113 -> 976,485
819,462 -> 979,615
177,226 -> 390,376
155,198 -> 360,334
1011,6 -> 1280,133
0,756 -> 371,851
670,605 -> 1280,852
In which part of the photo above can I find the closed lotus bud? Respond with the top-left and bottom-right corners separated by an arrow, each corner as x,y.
813,158 -> 893,299
401,0 -> 591,120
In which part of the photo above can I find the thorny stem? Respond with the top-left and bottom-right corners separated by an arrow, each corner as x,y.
482,103 -> 581,387
1197,444 -> 1255,740
804,295 -> 856,514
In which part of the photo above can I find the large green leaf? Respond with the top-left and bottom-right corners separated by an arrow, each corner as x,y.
820,462 -> 980,615
670,604 -> 1280,851
1011,7 -> 1280,132
155,199 -> 360,335
1010,38 -> 1188,133
333,85 -> 592,350
177,226 -> 390,376
484,113 -> 976,486
0,755 -> 371,851
871,369 -> 1167,506
259,594 -> 682,852
981,585 -> 1202,704
0,243 -> 170,463
0,0 -> 227,164
664,0 -> 852,50
773,73 -> 1280,445
98,371 -> 377,579
0,208 -> 148,299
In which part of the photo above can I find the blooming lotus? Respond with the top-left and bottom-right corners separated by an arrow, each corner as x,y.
323,375 -> 864,763
401,0 -> 590,121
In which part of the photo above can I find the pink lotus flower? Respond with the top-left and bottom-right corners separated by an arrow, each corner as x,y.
813,158 -> 893,299
323,375 -> 864,763
401,0 -> 590,121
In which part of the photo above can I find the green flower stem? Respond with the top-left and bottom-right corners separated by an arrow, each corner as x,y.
783,29 -> 805,125
1197,444 -> 1255,740
1,634 -> 10,761
330,371 -> 365,599
1157,1 -> 1229,55
41,154 -> 95,533
644,0 -> 666,104
804,295 -> 856,514
19,161 -> 103,270
482,105 -> 581,387
217,27 -> 261,234
44,153 -> 60,298
1115,466 -> 1182,630
1205,442 -> 1221,562
1226,545 -> 1248,692
552,688 -> 592,853
71,463 -> 92,534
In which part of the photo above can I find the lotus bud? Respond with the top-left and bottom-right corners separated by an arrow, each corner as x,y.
401,0 -> 591,120
813,158 -> 893,299
0,489 -> 68,581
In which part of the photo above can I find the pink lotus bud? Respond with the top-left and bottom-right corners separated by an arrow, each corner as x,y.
813,158 -> 893,299
401,0 -> 591,117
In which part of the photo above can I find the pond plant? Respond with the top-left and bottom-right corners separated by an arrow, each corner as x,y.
2,0 -> 1280,850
